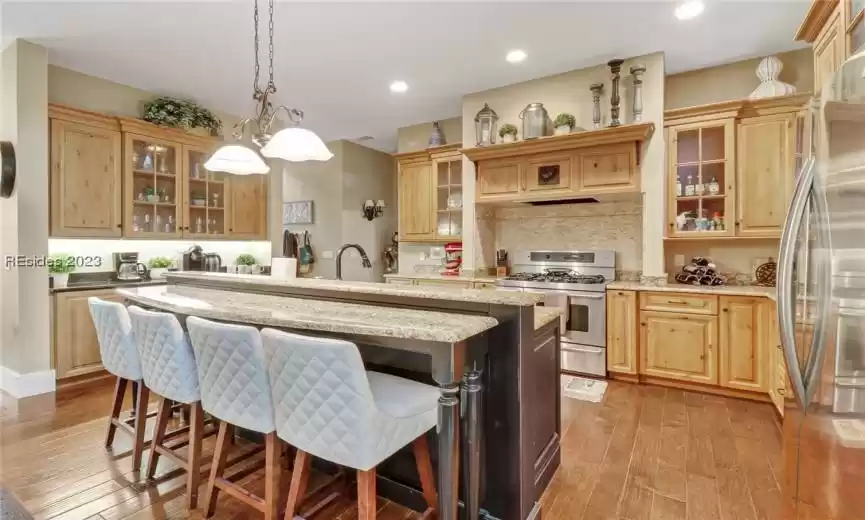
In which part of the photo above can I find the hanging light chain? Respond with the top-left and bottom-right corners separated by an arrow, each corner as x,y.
267,0 -> 276,94
253,0 -> 261,96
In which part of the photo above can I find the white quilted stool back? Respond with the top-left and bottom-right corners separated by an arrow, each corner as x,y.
88,297 -> 142,381
128,305 -> 201,404
186,316 -> 276,434
261,328 -> 438,471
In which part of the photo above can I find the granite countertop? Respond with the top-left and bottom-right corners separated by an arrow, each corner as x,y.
383,273 -> 501,283
166,272 -> 544,306
606,281 -> 776,300
534,306 -> 563,330
118,285 -> 499,344
51,279 -> 167,294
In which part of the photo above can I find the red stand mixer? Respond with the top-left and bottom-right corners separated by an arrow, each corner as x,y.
443,242 -> 463,276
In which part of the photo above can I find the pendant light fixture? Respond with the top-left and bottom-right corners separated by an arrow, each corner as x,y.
205,0 -> 332,175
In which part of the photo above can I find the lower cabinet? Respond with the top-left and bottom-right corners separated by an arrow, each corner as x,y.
53,288 -> 123,379
640,310 -> 718,385
718,297 -> 765,392
606,290 -> 638,375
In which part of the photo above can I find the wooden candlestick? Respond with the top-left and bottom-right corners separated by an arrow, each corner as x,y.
589,83 -> 604,129
607,59 -> 624,127
630,65 -> 646,123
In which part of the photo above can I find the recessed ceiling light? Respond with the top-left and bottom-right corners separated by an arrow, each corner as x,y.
390,81 -> 408,93
675,0 -> 704,20
506,50 -> 527,63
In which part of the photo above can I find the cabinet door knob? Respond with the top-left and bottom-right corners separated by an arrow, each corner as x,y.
641,322 -> 646,326
722,308 -> 728,312
777,344 -> 782,350
778,388 -> 785,395
117,224 -> 122,228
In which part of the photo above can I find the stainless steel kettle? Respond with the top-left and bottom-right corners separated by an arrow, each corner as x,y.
204,253 -> 222,272
519,102 -> 549,139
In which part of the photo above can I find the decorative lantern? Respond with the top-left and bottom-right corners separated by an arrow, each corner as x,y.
474,103 -> 499,147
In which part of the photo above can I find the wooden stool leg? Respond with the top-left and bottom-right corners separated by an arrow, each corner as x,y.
357,468 -> 377,520
264,432 -> 281,520
146,397 -> 172,480
186,401 -> 204,510
284,449 -> 311,520
204,421 -> 233,518
104,377 -> 128,449
413,435 -> 438,514
131,383 -> 150,472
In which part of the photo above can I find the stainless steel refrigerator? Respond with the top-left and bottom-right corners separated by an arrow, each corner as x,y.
777,50 -> 865,520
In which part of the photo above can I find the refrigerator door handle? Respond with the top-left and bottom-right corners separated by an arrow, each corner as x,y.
777,156 -> 815,409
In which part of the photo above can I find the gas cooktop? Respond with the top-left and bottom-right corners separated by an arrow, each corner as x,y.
496,249 -> 615,292
504,272 -> 607,284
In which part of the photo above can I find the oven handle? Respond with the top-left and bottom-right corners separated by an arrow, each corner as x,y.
566,293 -> 605,300
561,344 -> 604,354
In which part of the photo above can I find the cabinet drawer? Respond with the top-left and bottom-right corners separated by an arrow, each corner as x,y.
640,292 -> 718,315
525,153 -> 572,192
477,159 -> 523,198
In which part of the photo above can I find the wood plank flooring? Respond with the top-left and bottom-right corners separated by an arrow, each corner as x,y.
1,380 -> 784,520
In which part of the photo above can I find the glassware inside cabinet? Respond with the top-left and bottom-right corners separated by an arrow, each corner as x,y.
130,138 -> 180,235
187,148 -> 227,236
673,125 -> 729,234
435,158 -> 462,237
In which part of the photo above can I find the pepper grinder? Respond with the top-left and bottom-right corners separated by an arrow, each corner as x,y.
607,58 -> 624,127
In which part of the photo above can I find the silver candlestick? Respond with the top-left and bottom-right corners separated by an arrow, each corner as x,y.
607,58 -> 624,127
590,83 -> 604,129
631,64 -> 646,123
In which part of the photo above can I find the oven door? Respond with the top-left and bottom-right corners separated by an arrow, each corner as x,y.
542,290 -> 606,347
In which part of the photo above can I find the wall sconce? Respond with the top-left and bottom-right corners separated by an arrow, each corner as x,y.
362,199 -> 386,221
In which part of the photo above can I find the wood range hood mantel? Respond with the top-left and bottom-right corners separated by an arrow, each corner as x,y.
460,122 -> 654,162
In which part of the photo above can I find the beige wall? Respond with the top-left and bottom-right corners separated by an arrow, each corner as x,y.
462,52 -> 666,275
396,117 -> 462,153
0,40 -> 51,386
666,48 -> 813,110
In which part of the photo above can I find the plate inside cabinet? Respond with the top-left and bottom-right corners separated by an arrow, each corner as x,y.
0,141 -> 16,198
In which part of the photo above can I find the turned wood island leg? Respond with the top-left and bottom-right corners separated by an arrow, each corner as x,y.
461,366 -> 483,520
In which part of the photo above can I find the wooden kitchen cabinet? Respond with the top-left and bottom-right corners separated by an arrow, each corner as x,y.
606,290 -> 638,375
640,311 -> 718,385
53,288 -> 123,379
49,107 -> 123,238
228,174 -> 268,239
431,148 -> 463,240
396,144 -> 463,242
718,297 -> 766,392
576,144 -> 639,194
814,4 -> 844,94
476,158 -> 523,200
122,132 -> 185,238
524,152 -> 573,194
398,161 -> 435,241
737,114 -> 796,237
183,145 -> 230,238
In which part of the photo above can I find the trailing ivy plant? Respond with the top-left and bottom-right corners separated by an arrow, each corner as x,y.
142,97 -> 222,135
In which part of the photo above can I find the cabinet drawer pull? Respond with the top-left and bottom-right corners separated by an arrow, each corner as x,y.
777,344 -> 782,350
667,299 -> 688,304
778,388 -> 786,395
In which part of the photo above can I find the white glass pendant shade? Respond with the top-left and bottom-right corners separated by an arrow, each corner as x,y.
204,144 -> 270,175
260,127 -> 333,162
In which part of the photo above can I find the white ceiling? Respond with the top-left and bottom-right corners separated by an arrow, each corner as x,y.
4,1 -> 810,151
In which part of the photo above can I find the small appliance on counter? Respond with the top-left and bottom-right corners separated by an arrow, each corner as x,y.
443,242 -> 462,276
182,245 -> 223,272
114,252 -> 149,281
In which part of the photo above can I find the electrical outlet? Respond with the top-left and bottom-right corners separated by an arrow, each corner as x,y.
674,254 -> 685,266
321,250 -> 333,259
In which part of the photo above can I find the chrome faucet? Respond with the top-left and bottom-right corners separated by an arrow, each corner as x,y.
336,243 -> 372,280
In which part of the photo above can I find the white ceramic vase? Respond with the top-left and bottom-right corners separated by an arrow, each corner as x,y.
53,273 -> 69,288
554,125 -> 571,136
502,134 -> 516,144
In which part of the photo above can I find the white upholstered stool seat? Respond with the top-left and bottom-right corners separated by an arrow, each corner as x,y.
128,305 -> 206,510
186,316 -> 282,520
261,328 -> 438,520
88,297 -> 150,472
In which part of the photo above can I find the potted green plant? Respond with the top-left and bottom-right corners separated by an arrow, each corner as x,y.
236,253 -> 258,274
147,257 -> 173,280
142,97 -> 222,137
499,123 -> 518,144
49,253 -> 76,288
554,113 -> 576,136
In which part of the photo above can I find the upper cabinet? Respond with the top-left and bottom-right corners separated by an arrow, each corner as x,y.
796,0 -> 853,94
395,144 -> 462,243
465,123 -> 652,204
664,94 -> 811,241
49,106 -> 122,238
49,104 -> 269,241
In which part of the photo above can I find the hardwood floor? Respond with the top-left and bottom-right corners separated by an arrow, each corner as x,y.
541,382 -> 784,520
0,380 -> 783,520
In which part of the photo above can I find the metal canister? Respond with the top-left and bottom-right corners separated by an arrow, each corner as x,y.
519,102 -> 549,139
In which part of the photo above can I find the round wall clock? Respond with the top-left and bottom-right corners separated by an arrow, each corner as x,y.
0,141 -> 16,198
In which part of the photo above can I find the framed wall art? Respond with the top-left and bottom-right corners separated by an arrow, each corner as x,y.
283,200 -> 314,225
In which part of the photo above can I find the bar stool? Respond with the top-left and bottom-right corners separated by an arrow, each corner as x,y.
88,297 -> 149,472
186,316 -> 281,520
127,305 -> 204,510
260,328 -> 439,520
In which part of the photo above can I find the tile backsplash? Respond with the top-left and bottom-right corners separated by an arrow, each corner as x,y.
478,199 -> 643,272
48,239 -> 272,272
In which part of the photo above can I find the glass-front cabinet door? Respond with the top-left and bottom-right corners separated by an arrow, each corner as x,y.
667,120 -> 736,238
433,156 -> 463,240
124,134 -> 183,238
182,146 -> 227,238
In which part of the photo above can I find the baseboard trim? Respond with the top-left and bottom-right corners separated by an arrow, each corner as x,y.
0,366 -> 56,398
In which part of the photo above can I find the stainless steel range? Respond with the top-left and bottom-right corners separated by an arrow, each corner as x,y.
497,250 -> 615,377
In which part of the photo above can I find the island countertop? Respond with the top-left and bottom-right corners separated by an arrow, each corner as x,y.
117,285 -> 499,344
166,272 -> 544,306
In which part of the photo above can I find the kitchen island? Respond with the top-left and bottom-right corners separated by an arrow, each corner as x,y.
120,273 -> 557,520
